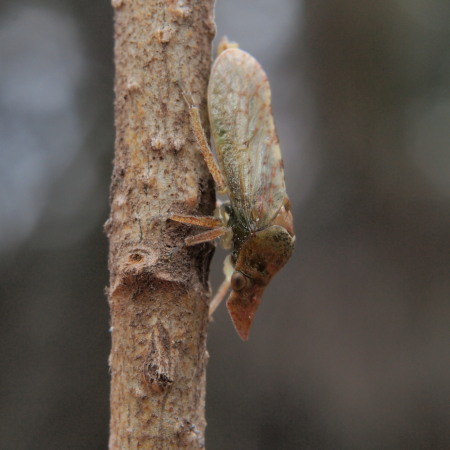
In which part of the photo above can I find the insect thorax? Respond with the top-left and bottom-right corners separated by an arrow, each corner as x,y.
233,225 -> 294,286
226,207 -> 253,264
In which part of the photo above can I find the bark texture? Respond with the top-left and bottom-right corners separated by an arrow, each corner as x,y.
107,0 -> 216,448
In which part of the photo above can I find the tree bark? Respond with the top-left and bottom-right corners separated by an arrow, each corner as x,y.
107,0 -> 215,448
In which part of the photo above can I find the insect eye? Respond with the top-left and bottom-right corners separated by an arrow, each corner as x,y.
231,271 -> 247,291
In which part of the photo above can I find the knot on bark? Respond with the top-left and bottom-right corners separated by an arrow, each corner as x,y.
143,362 -> 174,394
176,420 -> 205,448
143,320 -> 174,394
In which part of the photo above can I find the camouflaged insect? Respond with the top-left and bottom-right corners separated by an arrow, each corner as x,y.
172,40 -> 295,340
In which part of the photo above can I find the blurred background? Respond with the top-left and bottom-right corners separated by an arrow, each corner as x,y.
1,0 -> 449,448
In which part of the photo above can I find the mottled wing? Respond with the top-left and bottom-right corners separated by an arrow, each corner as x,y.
208,48 -> 286,228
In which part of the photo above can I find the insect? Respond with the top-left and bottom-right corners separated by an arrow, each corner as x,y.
171,40 -> 295,340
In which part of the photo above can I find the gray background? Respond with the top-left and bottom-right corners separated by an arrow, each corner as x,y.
1,0 -> 449,448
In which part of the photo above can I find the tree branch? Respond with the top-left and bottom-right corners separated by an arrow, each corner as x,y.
107,0 -> 215,447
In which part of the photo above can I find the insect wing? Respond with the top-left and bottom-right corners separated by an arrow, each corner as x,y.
208,49 -> 287,228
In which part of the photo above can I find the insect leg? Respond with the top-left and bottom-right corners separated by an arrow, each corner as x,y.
209,255 -> 234,317
178,84 -> 227,194
209,278 -> 230,317
170,214 -> 223,229
185,227 -> 228,246
170,214 -> 230,245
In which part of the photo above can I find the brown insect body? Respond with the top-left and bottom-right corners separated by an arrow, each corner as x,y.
171,41 -> 295,340
227,221 -> 294,340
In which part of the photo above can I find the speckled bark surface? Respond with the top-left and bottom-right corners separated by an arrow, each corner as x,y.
107,1 -> 215,447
